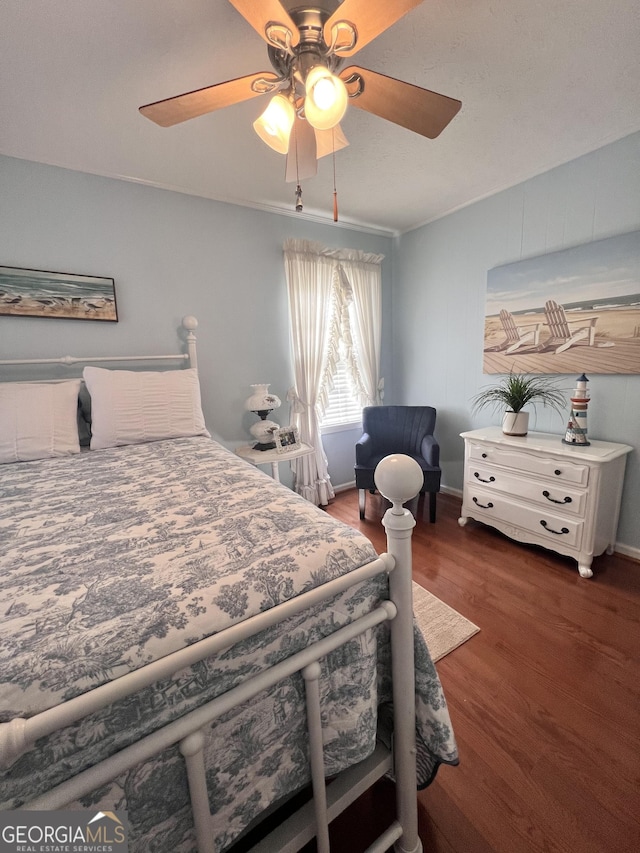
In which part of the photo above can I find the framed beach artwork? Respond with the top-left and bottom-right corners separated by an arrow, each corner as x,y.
0,266 -> 118,322
483,230 -> 640,374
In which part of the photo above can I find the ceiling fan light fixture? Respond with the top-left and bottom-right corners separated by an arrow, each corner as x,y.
253,94 -> 295,153
304,66 -> 348,130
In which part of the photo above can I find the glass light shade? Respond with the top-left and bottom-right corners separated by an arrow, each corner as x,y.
244,383 -> 281,413
249,419 -> 279,443
304,66 -> 348,130
253,95 -> 295,154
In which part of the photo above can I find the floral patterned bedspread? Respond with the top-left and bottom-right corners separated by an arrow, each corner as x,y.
0,437 -> 457,851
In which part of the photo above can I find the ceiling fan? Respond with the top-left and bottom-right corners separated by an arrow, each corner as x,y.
139,0 -> 461,213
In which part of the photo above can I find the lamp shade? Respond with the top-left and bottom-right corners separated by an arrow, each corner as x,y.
244,384 -> 281,413
304,66 -> 348,130
253,95 -> 295,153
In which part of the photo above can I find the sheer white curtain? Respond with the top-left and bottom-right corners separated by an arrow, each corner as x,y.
284,240 -> 384,505
284,239 -> 338,505
336,249 -> 384,407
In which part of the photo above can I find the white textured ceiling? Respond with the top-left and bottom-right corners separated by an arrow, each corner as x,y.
2,0 -> 639,235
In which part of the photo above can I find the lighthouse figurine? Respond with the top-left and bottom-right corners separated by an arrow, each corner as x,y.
562,374 -> 591,446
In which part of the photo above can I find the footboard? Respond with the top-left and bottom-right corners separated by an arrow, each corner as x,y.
1,456 -> 429,853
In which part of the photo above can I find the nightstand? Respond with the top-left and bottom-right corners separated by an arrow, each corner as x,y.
235,442 -> 314,483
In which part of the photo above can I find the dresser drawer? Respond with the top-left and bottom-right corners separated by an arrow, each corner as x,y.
465,465 -> 587,517
467,488 -> 583,549
467,442 -> 589,486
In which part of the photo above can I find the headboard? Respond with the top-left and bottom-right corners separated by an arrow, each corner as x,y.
0,316 -> 205,460
0,315 -> 199,372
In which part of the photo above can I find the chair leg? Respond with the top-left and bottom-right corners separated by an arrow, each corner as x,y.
406,494 -> 419,518
429,491 -> 437,523
359,489 -> 366,520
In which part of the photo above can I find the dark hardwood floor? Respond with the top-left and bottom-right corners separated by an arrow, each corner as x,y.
322,488 -> 640,853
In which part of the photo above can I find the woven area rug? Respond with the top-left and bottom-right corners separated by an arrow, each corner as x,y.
412,581 -> 480,662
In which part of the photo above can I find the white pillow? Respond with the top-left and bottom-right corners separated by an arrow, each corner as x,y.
0,380 -> 82,464
83,366 -> 210,450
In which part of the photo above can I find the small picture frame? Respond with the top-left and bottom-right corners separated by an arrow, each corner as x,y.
274,426 -> 301,453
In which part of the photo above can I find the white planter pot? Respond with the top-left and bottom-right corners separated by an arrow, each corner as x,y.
502,410 -> 529,436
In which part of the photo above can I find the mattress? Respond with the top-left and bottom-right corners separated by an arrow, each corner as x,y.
0,436 -> 457,850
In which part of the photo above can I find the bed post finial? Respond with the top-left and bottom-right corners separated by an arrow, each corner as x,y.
375,454 -> 424,853
375,455 -> 424,516
182,316 -> 198,370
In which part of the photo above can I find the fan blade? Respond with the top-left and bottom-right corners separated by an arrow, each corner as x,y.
340,65 -> 461,139
285,117 -> 317,183
139,72 -> 280,127
284,122 -> 350,183
324,0 -> 424,57
228,0 -> 299,47
315,125 -> 349,159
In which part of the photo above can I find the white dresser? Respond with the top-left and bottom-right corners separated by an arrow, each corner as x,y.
459,427 -> 632,578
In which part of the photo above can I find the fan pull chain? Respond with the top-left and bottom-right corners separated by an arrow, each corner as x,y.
332,128 -> 338,222
293,118 -> 303,213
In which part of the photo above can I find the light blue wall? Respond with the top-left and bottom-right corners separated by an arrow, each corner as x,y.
3,135 -> 639,549
0,155 -> 393,486
394,132 -> 640,552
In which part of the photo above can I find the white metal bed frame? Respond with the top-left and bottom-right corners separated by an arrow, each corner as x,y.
0,316 -> 424,853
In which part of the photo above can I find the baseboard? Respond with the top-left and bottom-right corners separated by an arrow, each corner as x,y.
614,542 -> 640,563
333,480 -> 356,494
332,481 -> 463,498
441,484 -> 463,499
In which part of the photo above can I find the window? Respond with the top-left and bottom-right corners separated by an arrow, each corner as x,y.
283,239 -> 383,502
318,260 -> 382,432
320,343 -> 363,431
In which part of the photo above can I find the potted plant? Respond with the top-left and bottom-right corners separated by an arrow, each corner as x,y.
471,373 -> 566,436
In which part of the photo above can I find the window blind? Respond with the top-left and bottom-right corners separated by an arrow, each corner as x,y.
321,359 -> 362,428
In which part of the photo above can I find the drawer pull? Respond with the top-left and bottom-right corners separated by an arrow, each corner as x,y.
474,472 -> 495,483
542,490 -> 572,505
473,497 -> 494,509
540,520 -> 570,536
554,469 -> 562,476
481,452 -> 488,458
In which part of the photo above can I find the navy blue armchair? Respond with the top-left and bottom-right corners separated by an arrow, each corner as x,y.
355,406 -> 441,522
